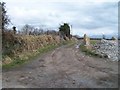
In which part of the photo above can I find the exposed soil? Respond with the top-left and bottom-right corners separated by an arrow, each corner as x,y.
2,41 -> 118,88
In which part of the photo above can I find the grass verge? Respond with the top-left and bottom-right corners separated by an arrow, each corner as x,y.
79,45 -> 102,58
3,40 -> 76,69
90,40 -> 99,45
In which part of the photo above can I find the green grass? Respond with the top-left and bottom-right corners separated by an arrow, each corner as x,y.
3,44 -> 57,69
79,45 -> 102,58
3,44 -> 54,68
90,40 -> 97,45
3,40 -> 76,69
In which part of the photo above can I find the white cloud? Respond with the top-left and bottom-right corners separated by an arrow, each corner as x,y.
2,0 -> 118,37
72,27 -> 117,37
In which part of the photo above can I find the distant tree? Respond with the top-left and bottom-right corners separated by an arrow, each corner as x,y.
32,28 -> 42,35
59,23 -> 71,39
0,2 -> 10,30
38,28 -> 44,35
30,27 -> 45,35
21,24 -> 34,35
44,30 -> 58,35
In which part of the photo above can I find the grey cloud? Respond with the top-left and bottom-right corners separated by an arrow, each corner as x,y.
68,2 -> 117,31
4,0 -> 118,36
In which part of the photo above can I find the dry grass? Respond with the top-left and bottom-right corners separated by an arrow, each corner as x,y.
2,33 -> 77,67
2,33 -> 62,65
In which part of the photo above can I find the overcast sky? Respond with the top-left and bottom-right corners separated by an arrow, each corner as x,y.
2,0 -> 118,37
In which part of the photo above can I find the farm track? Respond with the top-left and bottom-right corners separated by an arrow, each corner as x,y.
2,41 -> 118,88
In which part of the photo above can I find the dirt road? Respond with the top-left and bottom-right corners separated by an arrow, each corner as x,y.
2,43 -> 118,88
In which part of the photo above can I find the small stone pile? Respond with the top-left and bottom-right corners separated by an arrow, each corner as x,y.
93,39 -> 118,61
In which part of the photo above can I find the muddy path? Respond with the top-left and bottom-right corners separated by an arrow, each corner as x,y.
2,42 -> 118,88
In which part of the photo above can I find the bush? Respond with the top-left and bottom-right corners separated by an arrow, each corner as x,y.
111,37 -> 116,40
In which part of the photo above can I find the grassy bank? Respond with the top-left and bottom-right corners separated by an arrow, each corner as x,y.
80,45 -> 98,56
79,40 -> 102,58
3,40 -> 76,69
90,40 -> 98,45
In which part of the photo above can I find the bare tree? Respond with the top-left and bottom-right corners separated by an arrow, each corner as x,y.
0,2 -> 10,30
44,30 -> 58,35
21,24 -> 34,35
